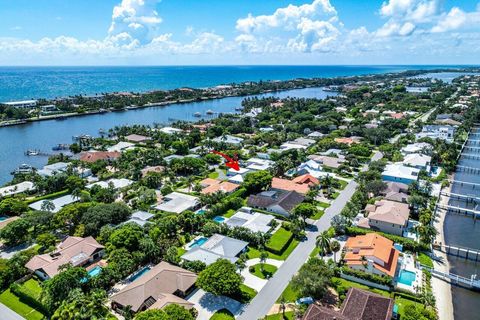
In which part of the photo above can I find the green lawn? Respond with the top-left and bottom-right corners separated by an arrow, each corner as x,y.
331,277 -> 391,298
277,283 -> 299,303
250,263 -> 278,279
331,192 -> 340,199
239,284 -> 257,303
0,290 -> 45,320
247,239 -> 299,261
266,227 -> 293,253
223,209 -> 236,218
22,279 -> 42,299
318,201 -> 330,208
265,311 -> 295,320
311,209 -> 325,220
394,297 -> 418,318
210,309 -> 235,320
208,171 -> 219,179
417,252 -> 434,268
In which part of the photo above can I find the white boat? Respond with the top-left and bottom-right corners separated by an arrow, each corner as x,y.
194,112 -> 202,117
206,109 -> 214,115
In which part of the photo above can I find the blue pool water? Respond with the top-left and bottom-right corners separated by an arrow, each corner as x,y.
196,209 -> 206,215
0,216 -> 8,221
189,237 -> 208,249
213,216 -> 226,223
129,267 -> 151,282
398,270 -> 416,286
88,266 -> 102,277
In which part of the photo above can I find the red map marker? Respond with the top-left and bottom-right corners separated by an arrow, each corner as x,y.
211,150 -> 240,171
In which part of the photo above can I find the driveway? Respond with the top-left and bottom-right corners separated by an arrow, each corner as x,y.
187,288 -> 244,320
240,258 -> 284,292
0,243 -> 34,259
0,303 -> 25,320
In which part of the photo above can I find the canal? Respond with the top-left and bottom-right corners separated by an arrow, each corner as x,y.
446,129 -> 480,320
0,87 -> 336,185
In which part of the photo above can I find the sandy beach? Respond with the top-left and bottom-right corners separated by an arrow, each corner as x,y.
431,182 -> 454,320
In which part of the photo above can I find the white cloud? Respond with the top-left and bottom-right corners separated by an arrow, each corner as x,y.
108,0 -> 162,45
235,0 -> 340,53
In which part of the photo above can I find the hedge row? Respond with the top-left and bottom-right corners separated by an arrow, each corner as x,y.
25,189 -> 70,205
345,226 -> 429,253
340,267 -> 393,287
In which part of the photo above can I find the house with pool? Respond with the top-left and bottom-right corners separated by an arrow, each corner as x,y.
25,236 -> 105,280
110,261 -> 197,315
181,234 -> 248,265
381,163 -> 420,185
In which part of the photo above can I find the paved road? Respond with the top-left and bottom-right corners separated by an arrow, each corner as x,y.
238,151 -> 383,320
0,303 -> 24,320
237,179 -> 359,320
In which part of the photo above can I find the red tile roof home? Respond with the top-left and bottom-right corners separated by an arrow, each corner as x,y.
79,151 -> 121,163
110,262 -> 197,313
365,200 -> 410,226
303,287 -> 394,320
390,113 -> 405,119
272,174 -> 319,194
201,181 -> 239,195
26,236 -> 104,279
334,137 -> 360,145
344,233 -> 399,277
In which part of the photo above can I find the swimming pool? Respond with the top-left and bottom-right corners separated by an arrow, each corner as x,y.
196,209 -> 206,215
189,237 -> 208,249
398,270 -> 416,286
129,266 -> 151,282
0,216 -> 8,221
88,266 -> 102,277
213,216 -> 226,223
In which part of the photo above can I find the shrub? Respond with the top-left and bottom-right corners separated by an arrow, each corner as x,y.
340,267 -> 393,287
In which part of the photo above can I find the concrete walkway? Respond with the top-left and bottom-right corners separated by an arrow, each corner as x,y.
240,258 -> 284,292
0,303 -> 25,320
186,288 -> 244,320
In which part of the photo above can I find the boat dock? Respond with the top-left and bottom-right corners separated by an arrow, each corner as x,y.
421,266 -> 480,290
433,243 -> 480,262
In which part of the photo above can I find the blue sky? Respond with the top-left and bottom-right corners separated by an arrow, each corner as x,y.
0,0 -> 479,65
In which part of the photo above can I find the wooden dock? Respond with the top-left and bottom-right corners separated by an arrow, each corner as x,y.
449,179 -> 480,189
455,165 -> 480,174
436,203 -> 480,219
421,266 -> 480,290
440,191 -> 480,203
433,243 -> 480,262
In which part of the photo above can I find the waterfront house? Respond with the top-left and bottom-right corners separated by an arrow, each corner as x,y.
29,194 -> 78,213
247,190 -> 305,217
125,134 -> 152,143
181,234 -> 248,265
271,174 -> 319,195
2,100 -> 37,108
37,162 -> 69,177
358,200 -> 410,236
402,153 -> 431,171
26,236 -> 104,280
302,288 -> 395,320
79,151 -> 121,163
110,262 -> 197,314
159,127 -> 183,135
154,192 -> 200,214
225,207 -> 274,233
344,233 -> 399,277
381,163 -> 420,185
0,181 -> 35,197
416,125 -> 456,143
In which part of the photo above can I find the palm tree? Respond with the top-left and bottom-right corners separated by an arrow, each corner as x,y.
279,295 -> 287,319
260,250 -> 269,273
315,231 -> 331,257
360,255 -> 368,269
41,200 -> 56,212
330,240 -> 341,263
421,290 -> 436,310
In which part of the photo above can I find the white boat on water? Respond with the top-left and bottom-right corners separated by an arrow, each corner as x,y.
194,112 -> 202,117
206,109 -> 214,115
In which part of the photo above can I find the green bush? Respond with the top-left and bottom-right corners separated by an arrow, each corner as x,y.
25,190 -> 69,205
340,267 -> 393,287
345,226 -> 429,252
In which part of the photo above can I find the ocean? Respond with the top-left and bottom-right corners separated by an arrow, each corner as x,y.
0,65 -> 468,102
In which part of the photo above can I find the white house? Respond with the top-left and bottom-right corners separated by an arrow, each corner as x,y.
382,163 -> 420,185
212,135 -> 244,146
155,192 -> 200,214
402,153 -> 431,171
37,162 -> 69,177
295,160 -> 323,178
401,142 -> 432,155
86,178 -> 134,190
159,127 -> 183,135
29,195 -> 78,213
2,100 -> 37,108
416,125 -> 455,143
245,158 -> 274,171
0,181 -> 35,197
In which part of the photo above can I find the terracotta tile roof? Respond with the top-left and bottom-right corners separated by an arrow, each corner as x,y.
344,233 -> 399,277
26,236 -> 104,278
79,151 -> 120,163
272,174 -> 319,194
200,178 -> 221,187
141,166 -> 165,177
201,181 -> 239,195
111,262 -> 197,312
125,134 -> 152,143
